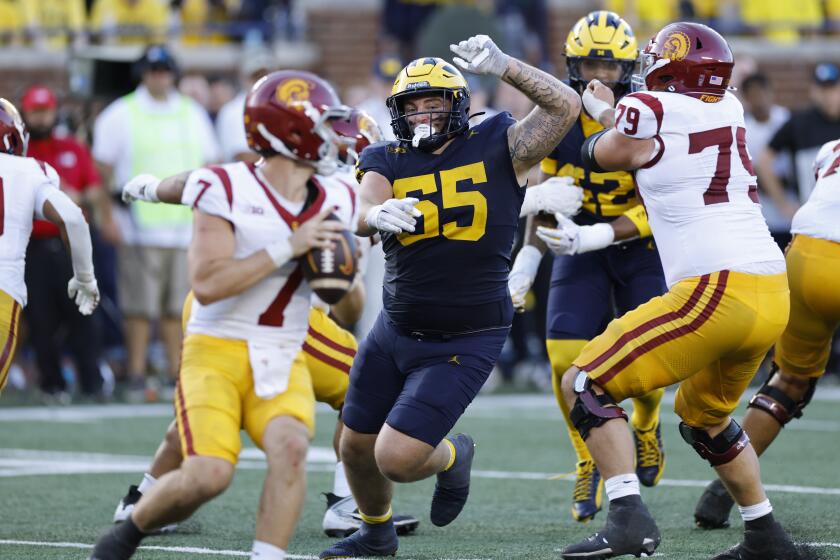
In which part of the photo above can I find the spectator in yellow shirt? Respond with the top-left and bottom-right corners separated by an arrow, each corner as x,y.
90,0 -> 169,45
21,0 -> 87,49
0,0 -> 23,45
177,0 -> 239,44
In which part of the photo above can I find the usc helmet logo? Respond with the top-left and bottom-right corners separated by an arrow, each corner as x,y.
662,31 -> 690,61
276,79 -> 312,109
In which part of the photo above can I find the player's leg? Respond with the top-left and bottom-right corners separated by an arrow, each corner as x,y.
321,314 -> 406,558
374,326 -> 508,527
560,271 -> 745,558
545,251 -> 612,522
113,419 -> 183,529
305,307 -> 420,538
114,291 -> 194,526
675,273 -> 805,559
243,354 -> 315,559
695,235 -> 840,530
742,235 -> 839,455
0,292 -> 21,395
89,334 -> 245,559
612,243 -> 669,488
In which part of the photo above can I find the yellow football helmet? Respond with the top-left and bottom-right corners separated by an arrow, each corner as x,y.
565,11 -> 638,96
386,57 -> 471,152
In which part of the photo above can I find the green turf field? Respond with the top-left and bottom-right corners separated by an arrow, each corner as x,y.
1,392 -> 838,559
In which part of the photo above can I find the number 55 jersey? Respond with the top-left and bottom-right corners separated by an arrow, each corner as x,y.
614,90 -> 784,288
357,112 -> 524,334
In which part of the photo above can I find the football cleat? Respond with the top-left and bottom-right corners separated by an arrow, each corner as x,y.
88,523 -> 142,560
561,495 -> 661,559
430,433 -> 475,527
711,517 -> 812,559
322,492 -> 419,537
113,485 -> 177,534
694,478 -> 734,529
319,517 -> 398,559
571,459 -> 603,523
633,423 -> 665,487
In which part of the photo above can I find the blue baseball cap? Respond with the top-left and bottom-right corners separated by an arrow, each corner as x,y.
139,45 -> 178,73
813,62 -> 839,86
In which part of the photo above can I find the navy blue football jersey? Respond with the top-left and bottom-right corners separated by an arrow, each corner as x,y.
358,112 -> 524,315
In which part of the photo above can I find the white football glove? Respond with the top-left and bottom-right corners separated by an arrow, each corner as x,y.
536,214 -> 615,256
520,177 -> 583,218
122,174 -> 161,203
365,197 -> 423,234
582,80 -> 615,123
68,276 -> 100,316
508,245 -> 542,313
449,34 -> 510,77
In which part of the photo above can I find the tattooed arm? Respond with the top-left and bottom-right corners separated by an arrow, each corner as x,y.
503,62 -> 581,182
450,35 -> 580,184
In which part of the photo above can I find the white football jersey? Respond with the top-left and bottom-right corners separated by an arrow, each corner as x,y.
614,90 -> 784,287
791,138 -> 840,243
0,154 -> 60,305
310,169 -> 368,312
181,161 -> 356,347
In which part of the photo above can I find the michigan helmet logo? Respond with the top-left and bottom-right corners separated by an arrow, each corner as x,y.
276,79 -> 312,109
662,31 -> 691,61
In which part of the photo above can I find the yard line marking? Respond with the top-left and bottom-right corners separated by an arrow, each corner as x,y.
0,540 -> 491,560
3,448 -> 840,498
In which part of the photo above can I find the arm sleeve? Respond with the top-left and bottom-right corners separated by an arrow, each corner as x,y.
40,187 -> 95,281
356,143 -> 394,184
32,161 -> 61,219
614,93 -> 662,140
181,166 -> 234,221
621,204 -> 652,238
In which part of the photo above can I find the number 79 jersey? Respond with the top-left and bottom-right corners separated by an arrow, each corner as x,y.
181,161 -> 356,348
614,90 -> 783,288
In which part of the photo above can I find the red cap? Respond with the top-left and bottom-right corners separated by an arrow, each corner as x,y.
21,86 -> 57,112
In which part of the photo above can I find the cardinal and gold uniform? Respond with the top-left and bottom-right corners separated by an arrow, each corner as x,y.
773,139 -> 840,378
174,161 -> 355,463
575,90 -> 788,428
0,155 -> 62,391
542,12 -> 666,512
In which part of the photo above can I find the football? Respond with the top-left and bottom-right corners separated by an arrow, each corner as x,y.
300,215 -> 358,305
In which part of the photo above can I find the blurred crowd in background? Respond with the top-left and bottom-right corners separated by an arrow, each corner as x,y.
1,0 -> 840,404
1,0 -> 840,51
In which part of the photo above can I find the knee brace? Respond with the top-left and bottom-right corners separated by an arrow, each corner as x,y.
747,366 -> 818,426
569,371 -> 628,440
679,419 -> 749,466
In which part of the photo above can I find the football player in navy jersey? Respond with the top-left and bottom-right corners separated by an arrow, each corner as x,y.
508,11 -> 667,524
320,36 -> 581,559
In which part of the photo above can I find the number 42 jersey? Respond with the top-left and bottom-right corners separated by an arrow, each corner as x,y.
614,90 -> 784,288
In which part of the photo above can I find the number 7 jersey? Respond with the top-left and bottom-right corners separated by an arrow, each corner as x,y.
614,90 -> 783,287
180,161 -> 356,348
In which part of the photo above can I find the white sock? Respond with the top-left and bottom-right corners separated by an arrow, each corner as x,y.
738,499 -> 773,522
250,540 -> 285,560
333,461 -> 351,498
604,473 -> 641,501
137,473 -> 157,495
